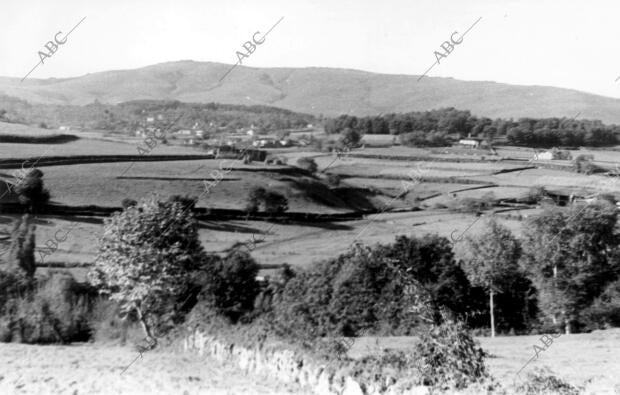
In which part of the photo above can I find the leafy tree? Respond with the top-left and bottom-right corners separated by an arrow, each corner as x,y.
13,168 -> 50,212
246,187 -> 266,213
462,218 -> 522,337
88,197 -> 206,346
521,202 -> 620,333
339,127 -> 361,148
264,190 -> 288,214
380,235 -> 475,325
198,250 -> 260,321
296,157 -> 318,173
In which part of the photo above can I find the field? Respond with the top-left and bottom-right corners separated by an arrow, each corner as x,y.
2,329 -> 618,394
0,342 -> 307,395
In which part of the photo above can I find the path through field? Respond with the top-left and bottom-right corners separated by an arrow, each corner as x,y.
0,343 -> 308,395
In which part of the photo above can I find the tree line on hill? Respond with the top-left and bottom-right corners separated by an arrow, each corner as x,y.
325,108 -> 620,148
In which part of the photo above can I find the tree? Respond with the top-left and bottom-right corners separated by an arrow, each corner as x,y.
6,214 -> 36,278
462,218 -> 522,337
521,202 -> 620,333
246,187 -> 266,213
339,127 -> 361,148
13,168 -> 50,212
264,190 -> 288,214
87,197 -> 206,346
296,157 -> 318,173
199,250 -> 260,321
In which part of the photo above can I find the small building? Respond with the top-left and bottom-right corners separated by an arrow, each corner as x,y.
458,139 -> 481,148
533,148 -> 572,161
146,117 -> 155,123
534,151 -> 554,161
58,126 -> 71,131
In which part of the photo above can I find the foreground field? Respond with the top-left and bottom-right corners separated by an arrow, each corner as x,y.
351,329 -> 620,393
2,329 -> 619,394
0,343 -> 307,395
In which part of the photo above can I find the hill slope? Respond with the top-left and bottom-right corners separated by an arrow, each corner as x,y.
4,60 -> 620,123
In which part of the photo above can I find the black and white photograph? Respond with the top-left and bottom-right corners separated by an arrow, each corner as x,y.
1,0 -> 620,393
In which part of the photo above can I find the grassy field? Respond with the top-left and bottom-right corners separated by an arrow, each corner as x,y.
0,342 -> 308,395
349,329 -> 620,392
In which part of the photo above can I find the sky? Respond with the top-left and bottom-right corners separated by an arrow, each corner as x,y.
2,0 -> 620,98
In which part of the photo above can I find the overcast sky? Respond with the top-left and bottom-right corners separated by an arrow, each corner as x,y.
3,0 -> 620,99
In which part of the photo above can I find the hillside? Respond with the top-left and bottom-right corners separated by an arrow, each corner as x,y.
4,61 -> 620,123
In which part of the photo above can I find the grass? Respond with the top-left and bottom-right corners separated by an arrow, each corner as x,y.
346,329 -> 620,392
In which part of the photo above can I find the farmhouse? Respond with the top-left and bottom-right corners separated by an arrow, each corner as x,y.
458,138 -> 482,148
533,148 -> 572,160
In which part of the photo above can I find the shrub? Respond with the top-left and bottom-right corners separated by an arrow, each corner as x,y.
414,319 -> 488,390
246,187 -> 266,213
296,157 -> 318,173
0,272 -> 95,343
515,368 -> 581,395
197,251 -> 260,322
326,174 -> 341,187
339,127 -> 361,148
264,190 -> 288,214
13,168 -> 50,212
121,198 -> 137,209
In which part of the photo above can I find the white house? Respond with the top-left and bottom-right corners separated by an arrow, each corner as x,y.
534,151 -> 554,160
458,139 -> 480,148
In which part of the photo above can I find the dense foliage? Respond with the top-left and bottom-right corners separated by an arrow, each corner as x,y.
325,108 -> 620,147
88,196 -> 206,345
521,201 -> 620,333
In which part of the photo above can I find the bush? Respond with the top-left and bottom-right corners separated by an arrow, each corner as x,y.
13,168 -> 50,212
414,319 -> 488,390
515,368 -> 581,395
121,198 -> 137,209
296,157 -> 318,173
246,186 -> 266,213
197,251 -> 260,322
326,174 -> 341,186
264,190 -> 288,214
0,272 -> 95,343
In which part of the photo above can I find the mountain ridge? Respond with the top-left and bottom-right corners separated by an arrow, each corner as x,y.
2,60 -> 620,123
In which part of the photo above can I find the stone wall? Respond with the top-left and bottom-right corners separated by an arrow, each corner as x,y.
181,328 -> 429,395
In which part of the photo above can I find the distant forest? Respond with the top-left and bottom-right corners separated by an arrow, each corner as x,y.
0,95 -> 317,134
325,108 -> 620,147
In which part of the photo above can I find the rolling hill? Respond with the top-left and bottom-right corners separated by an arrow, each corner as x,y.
3,60 -> 620,123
